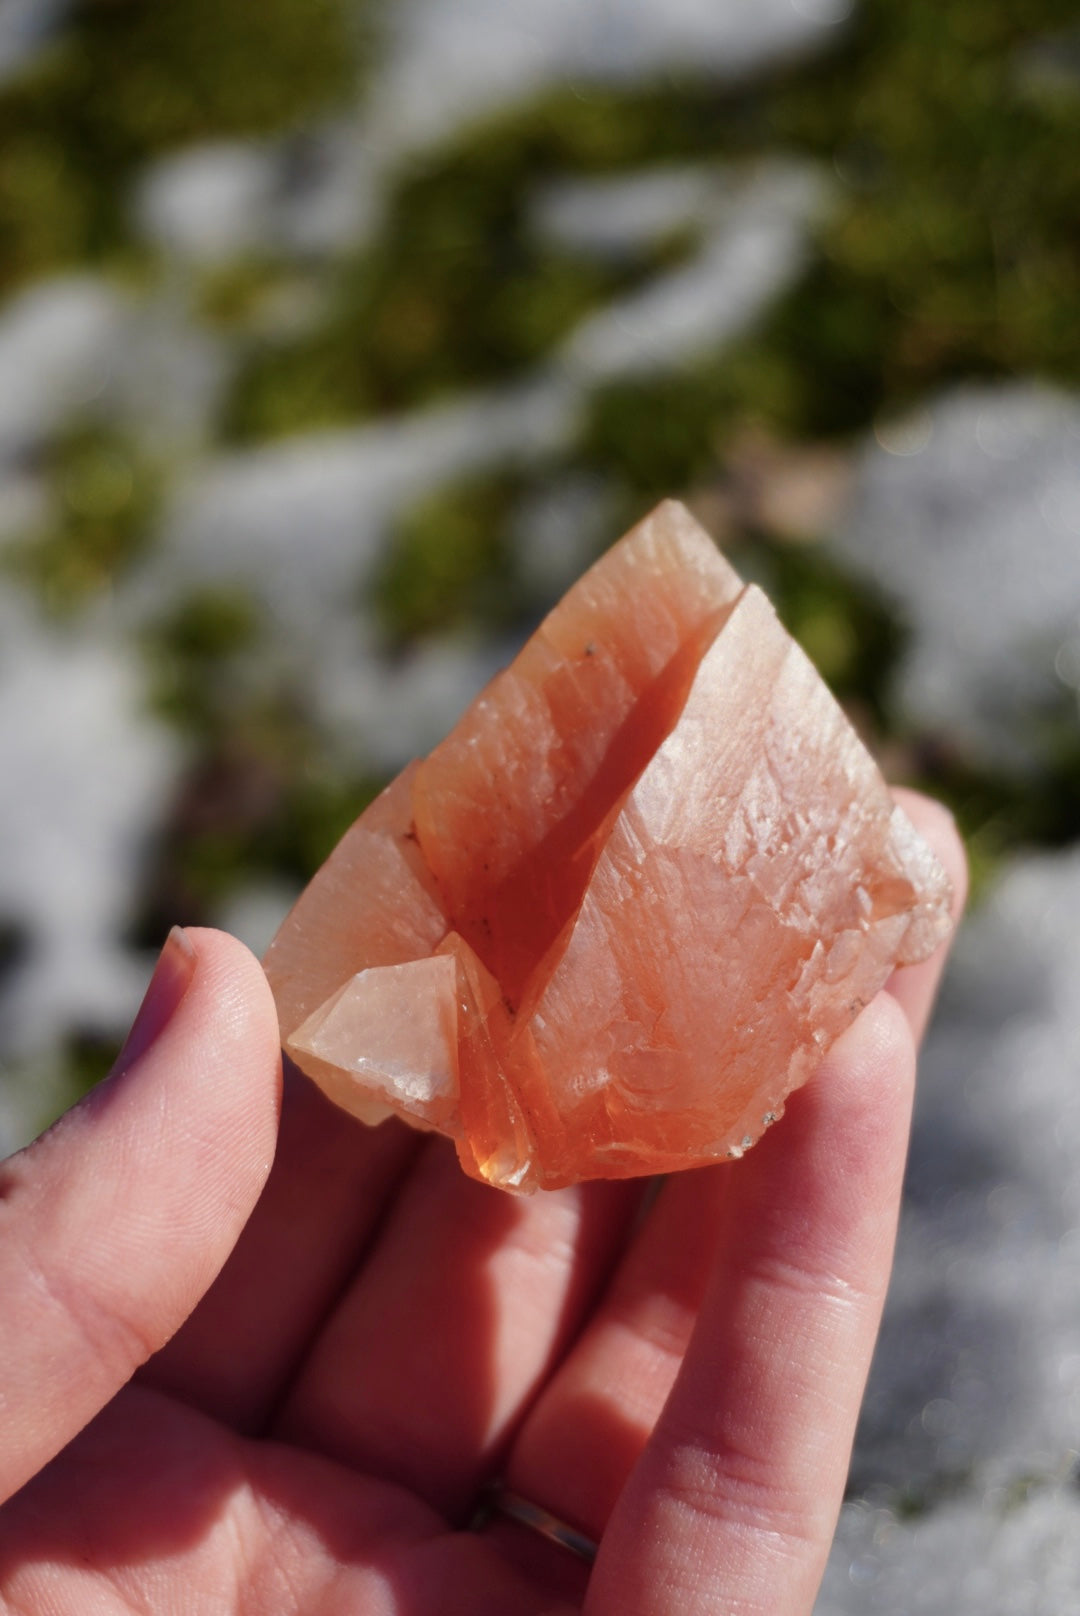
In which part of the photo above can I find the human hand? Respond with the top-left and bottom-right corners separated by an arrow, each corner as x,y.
0,791 -> 964,1615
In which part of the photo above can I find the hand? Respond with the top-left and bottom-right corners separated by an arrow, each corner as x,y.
0,792 -> 964,1616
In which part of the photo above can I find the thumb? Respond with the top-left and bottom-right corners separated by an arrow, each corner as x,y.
0,927 -> 281,1503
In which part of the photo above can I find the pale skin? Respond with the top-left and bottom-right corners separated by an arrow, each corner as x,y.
0,791 -> 965,1616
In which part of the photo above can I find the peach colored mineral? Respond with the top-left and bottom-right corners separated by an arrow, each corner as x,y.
264,500 -> 951,1192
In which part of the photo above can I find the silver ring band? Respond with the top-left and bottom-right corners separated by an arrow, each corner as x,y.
474,1484 -> 598,1565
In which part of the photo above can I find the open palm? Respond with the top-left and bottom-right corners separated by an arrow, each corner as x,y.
0,794 -> 963,1616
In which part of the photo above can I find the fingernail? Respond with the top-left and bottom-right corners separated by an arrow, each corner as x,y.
115,927 -> 197,1073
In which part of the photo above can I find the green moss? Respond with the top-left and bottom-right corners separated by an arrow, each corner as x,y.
140,581 -> 389,920
144,586 -> 261,734
0,0 -> 363,295
887,1469 -> 974,1522
374,477 -> 529,647
581,370 -> 739,507
732,537 -> 907,722
222,218 -> 675,441
220,66 -> 726,441
3,425 -> 160,616
395,79 -> 750,180
890,698 -> 1080,903
64,1026 -> 124,1097
364,0 -> 1080,467
273,764 -> 385,881
131,716 -> 386,933
192,260 -> 299,330
746,0 -> 1080,405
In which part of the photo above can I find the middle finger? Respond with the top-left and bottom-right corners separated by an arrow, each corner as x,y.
486,1163 -> 728,1549
273,1136 -> 640,1522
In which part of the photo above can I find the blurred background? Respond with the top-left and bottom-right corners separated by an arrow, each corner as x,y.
1,0 -> 1079,1606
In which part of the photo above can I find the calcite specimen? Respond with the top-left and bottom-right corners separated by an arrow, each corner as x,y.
265,500 -> 951,1192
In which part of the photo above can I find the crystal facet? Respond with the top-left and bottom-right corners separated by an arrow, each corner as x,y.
265,500 -> 952,1191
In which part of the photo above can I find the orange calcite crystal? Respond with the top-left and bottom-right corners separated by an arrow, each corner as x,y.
265,500 -> 951,1191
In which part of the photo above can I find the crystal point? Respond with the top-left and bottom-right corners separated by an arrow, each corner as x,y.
265,500 -> 952,1191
